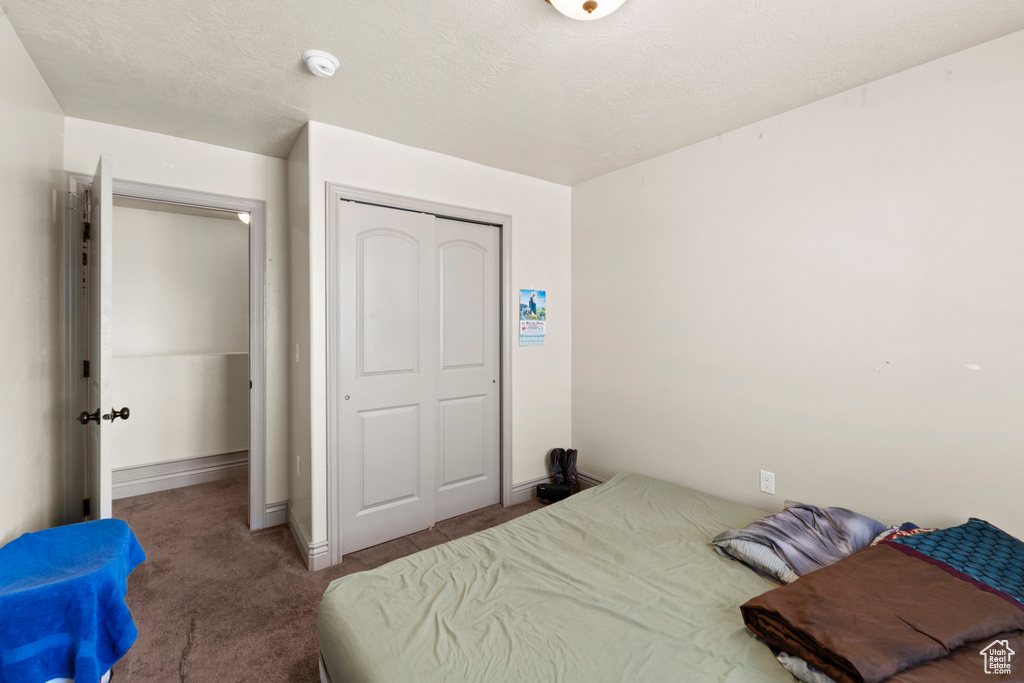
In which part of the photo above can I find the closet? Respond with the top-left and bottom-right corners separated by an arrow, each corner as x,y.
332,201 -> 500,554
109,198 -> 249,498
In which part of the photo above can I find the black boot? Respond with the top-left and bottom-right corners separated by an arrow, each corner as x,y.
550,448 -> 566,487
564,449 -> 578,493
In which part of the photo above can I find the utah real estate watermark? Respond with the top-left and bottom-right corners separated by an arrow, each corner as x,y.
980,639 -> 1016,675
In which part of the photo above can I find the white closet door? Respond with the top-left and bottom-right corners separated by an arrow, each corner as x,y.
434,219 -> 501,521
337,202 -> 437,554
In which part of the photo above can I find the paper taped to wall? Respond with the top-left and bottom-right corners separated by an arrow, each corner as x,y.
519,289 -> 546,346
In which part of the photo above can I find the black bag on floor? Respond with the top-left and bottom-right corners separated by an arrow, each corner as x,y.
537,483 -> 570,502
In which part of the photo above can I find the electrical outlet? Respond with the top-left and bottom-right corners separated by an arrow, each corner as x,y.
759,470 -> 775,495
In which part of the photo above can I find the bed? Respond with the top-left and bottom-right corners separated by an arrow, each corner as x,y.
317,472 -> 794,682
741,518 -> 1024,682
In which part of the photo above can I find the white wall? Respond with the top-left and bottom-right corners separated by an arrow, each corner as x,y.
111,204 -> 248,469
64,119 -> 290,506
290,121 -> 572,543
0,10 -> 66,544
287,126 -> 313,534
572,30 -> 1024,538
112,205 -> 248,356
112,354 -> 249,468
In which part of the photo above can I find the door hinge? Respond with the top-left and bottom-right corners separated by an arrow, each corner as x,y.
83,498 -> 91,517
83,360 -> 90,378
83,188 -> 92,226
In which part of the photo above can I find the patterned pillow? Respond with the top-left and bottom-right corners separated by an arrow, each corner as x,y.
713,501 -> 887,578
870,523 -> 937,546
712,537 -> 799,584
886,518 -> 1024,605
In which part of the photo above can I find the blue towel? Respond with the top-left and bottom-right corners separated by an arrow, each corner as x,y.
0,519 -> 146,683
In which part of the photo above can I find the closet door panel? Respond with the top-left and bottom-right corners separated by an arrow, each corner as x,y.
438,395 -> 487,488
440,242 -> 486,369
337,202 -> 436,554
358,404 -> 420,512
359,231 -> 419,375
435,219 -> 501,521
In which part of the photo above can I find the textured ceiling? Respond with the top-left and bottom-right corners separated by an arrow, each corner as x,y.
5,0 -> 1024,185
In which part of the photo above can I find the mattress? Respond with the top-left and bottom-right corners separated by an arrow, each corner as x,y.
318,472 -> 793,683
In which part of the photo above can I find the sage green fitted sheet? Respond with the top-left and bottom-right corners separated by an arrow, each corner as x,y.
318,473 -> 793,682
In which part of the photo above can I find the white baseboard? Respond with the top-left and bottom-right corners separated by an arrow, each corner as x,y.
578,470 -> 606,490
112,451 -> 248,499
509,469 -> 607,504
287,504 -> 330,571
265,501 -> 287,527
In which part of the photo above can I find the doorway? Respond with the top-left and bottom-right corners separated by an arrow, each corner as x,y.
326,184 -> 514,563
107,197 -> 249,500
62,169 -> 270,530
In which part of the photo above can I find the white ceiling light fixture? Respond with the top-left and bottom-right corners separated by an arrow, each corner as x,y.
302,49 -> 340,77
545,0 -> 625,21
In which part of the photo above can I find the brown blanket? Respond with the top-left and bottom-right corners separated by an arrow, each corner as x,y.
742,543 -> 1024,682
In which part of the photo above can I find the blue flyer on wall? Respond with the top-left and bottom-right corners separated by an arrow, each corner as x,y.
519,289 -> 546,346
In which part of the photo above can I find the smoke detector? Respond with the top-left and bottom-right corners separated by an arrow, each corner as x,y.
302,50 -> 340,78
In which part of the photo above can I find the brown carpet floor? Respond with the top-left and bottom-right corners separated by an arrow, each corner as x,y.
112,477 -> 544,682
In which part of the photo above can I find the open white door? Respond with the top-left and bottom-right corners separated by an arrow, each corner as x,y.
84,154 -> 120,520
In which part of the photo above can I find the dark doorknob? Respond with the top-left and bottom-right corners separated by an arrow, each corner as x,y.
77,409 -> 101,425
102,407 -> 130,422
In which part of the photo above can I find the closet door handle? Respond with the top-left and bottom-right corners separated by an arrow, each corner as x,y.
102,407 -> 131,422
77,409 -> 101,425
